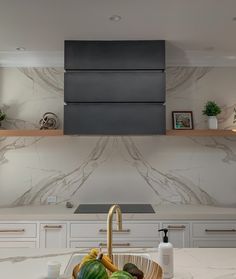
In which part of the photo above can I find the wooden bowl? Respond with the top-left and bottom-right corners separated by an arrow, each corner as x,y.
72,254 -> 162,279
113,254 -> 163,279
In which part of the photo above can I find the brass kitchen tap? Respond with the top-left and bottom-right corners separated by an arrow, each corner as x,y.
107,204 -> 123,261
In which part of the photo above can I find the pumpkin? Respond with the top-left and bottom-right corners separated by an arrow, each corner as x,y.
109,271 -> 134,279
76,254 -> 108,279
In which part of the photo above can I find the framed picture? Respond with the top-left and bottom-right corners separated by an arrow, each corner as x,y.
172,111 -> 194,130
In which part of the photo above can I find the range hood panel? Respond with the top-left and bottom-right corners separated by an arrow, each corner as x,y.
64,40 -> 166,135
65,40 -> 165,70
64,103 -> 165,135
65,71 -> 165,103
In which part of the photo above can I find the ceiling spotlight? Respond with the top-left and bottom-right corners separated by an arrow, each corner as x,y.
226,55 -> 236,60
109,15 -> 122,22
16,47 -> 26,51
204,46 -> 214,51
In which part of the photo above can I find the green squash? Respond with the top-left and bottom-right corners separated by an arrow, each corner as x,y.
109,271 -> 134,279
76,258 -> 108,279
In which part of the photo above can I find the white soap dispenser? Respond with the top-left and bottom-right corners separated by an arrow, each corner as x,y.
158,228 -> 174,279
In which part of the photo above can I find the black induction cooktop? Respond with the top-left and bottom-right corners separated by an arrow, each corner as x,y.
74,204 -> 155,214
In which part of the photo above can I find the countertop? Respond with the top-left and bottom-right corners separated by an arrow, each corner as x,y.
0,247 -> 235,279
0,204 -> 235,220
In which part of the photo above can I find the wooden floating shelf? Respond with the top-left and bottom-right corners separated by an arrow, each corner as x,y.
166,129 -> 236,136
0,130 -> 64,137
0,129 -> 236,137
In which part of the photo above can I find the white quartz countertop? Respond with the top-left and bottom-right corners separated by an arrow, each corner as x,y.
0,204 -> 235,220
0,248 -> 235,279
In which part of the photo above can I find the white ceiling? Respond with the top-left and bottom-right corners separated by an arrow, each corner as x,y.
1,0 -> 236,66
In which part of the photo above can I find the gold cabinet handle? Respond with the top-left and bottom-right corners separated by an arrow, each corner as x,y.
167,225 -> 186,230
205,229 -> 236,233
99,229 -> 130,233
99,242 -> 130,247
0,229 -> 25,233
43,225 -> 62,229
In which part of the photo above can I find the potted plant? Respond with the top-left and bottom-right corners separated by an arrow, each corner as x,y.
0,109 -> 6,128
202,101 -> 221,129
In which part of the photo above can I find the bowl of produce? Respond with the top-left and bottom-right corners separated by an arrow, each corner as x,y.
64,248 -> 162,279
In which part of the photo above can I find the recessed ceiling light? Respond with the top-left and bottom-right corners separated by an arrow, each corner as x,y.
204,46 -> 214,51
109,15 -> 122,22
226,55 -> 236,60
16,47 -> 26,51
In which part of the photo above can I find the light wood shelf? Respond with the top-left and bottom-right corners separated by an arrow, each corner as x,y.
0,129 -> 64,137
0,129 -> 236,137
166,129 -> 236,136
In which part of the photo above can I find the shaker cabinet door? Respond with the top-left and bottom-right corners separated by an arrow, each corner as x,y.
39,223 -> 67,248
162,223 -> 190,248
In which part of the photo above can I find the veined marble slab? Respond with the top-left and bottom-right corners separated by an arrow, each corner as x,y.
1,67 -> 236,207
0,248 -> 235,279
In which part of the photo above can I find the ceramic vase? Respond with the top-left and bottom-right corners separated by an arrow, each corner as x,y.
208,116 -> 218,129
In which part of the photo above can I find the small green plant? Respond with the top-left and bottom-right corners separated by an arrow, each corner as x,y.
202,101 -> 221,116
0,109 -> 6,121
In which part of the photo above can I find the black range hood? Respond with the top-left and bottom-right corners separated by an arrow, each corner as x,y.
64,40 -> 166,135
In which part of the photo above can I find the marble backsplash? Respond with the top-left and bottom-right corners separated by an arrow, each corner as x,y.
0,67 -> 236,207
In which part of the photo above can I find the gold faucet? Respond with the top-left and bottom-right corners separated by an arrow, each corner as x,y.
107,204 -> 123,261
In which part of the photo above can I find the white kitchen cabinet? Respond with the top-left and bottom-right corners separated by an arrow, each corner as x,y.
162,223 -> 190,248
0,222 -> 37,248
39,223 -> 67,248
0,220 -> 235,249
191,221 -> 236,248
70,221 -> 159,239
0,223 -> 37,238
192,222 -> 236,239
193,239 -> 236,248
70,239 -> 159,249
70,221 -> 160,248
0,241 -> 36,248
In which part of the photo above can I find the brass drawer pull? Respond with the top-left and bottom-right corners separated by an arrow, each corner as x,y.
205,229 -> 236,233
167,225 -> 186,230
99,229 -> 130,233
0,229 -> 25,233
99,243 -> 130,247
44,225 -> 62,229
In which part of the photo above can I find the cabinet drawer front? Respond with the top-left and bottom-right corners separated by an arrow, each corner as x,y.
64,103 -> 166,135
193,240 -> 236,248
65,40 -> 165,70
70,222 -> 159,239
0,241 -> 36,248
70,240 -> 158,249
65,71 -> 165,103
0,223 -> 37,238
192,223 -> 236,238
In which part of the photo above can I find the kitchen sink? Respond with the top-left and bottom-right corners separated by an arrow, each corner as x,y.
74,204 -> 155,214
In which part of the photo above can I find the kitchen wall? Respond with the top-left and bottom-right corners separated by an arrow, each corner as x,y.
0,67 -> 236,208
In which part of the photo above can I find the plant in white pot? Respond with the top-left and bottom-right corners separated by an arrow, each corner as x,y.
0,109 -> 6,128
202,101 -> 221,129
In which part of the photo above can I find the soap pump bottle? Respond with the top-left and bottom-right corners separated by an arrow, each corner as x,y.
158,228 -> 173,279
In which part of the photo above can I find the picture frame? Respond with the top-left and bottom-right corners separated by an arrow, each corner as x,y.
172,111 -> 194,130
